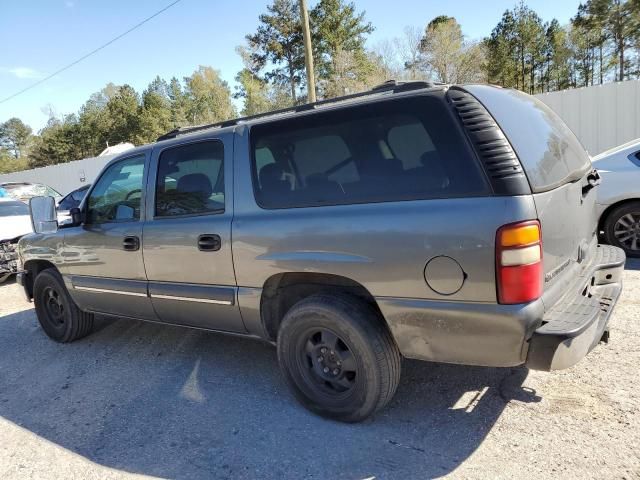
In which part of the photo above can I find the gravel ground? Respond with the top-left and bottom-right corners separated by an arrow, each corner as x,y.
0,261 -> 639,480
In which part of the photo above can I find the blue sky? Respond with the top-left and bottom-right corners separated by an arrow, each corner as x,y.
0,0 -> 582,131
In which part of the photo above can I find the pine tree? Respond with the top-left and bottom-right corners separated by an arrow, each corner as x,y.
246,0 -> 305,102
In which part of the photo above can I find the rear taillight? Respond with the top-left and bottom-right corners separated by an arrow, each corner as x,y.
496,220 -> 543,304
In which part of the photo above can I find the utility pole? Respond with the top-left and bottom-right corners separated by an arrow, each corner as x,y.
299,0 -> 316,103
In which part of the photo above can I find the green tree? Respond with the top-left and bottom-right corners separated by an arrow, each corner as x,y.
137,77 -> 172,143
183,66 -> 236,124
28,115 -> 83,168
234,46 -> 279,116
604,0 -> 635,80
246,0 -> 305,102
544,20 -> 573,91
104,84 -> 141,145
76,85 -> 116,156
168,77 -> 190,128
0,147 -> 28,173
420,16 -> 486,84
0,118 -> 33,158
310,0 -> 374,90
486,4 -> 547,93
570,10 -> 597,86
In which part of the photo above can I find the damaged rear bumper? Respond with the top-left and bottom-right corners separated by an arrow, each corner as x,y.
525,244 -> 625,371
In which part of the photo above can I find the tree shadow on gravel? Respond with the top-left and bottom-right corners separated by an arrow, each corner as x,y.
0,310 -> 540,480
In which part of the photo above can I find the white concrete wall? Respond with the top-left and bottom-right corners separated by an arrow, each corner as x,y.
536,79 -> 640,156
0,155 -> 114,195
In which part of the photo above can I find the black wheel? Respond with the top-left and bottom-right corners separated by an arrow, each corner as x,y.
33,269 -> 94,343
277,293 -> 401,422
604,201 -> 640,258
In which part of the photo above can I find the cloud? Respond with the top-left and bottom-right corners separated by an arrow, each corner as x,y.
7,67 -> 42,79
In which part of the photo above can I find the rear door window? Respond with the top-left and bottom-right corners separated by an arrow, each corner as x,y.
250,95 -> 489,209
155,141 -> 224,217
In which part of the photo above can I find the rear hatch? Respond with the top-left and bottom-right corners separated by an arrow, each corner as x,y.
464,86 -> 599,304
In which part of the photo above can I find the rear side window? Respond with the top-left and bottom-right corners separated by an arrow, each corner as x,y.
465,85 -> 591,192
155,141 -> 224,217
250,95 -> 488,209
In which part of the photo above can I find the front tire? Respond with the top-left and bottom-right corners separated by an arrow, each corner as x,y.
277,293 -> 401,422
33,269 -> 94,342
604,201 -> 640,258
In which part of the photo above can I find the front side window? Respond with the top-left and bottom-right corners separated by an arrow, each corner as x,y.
86,155 -> 145,224
250,95 -> 488,209
155,141 -> 224,217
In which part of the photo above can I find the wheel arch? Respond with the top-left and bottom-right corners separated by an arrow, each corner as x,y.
599,198 -> 640,233
23,259 -> 59,300
260,272 -> 388,342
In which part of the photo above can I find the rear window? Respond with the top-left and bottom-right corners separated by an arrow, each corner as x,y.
250,95 -> 489,209
465,85 -> 591,192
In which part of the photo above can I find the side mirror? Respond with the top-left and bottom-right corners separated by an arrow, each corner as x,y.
70,207 -> 84,225
29,196 -> 58,234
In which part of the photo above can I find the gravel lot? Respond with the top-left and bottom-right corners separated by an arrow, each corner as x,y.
0,261 -> 639,480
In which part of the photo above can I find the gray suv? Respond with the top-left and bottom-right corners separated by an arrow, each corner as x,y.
16,82 -> 625,422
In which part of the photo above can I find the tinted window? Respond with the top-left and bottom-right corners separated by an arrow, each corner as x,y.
57,195 -> 74,211
155,141 -> 224,217
251,95 -> 488,209
0,201 -> 30,217
465,85 -> 591,192
72,186 -> 89,201
86,155 -> 145,224
58,186 -> 89,210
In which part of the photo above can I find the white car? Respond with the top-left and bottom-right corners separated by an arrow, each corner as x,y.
592,138 -> 640,258
0,198 -> 33,282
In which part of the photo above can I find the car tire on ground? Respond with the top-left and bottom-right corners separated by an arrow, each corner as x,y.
33,268 -> 94,342
604,201 -> 640,258
277,293 -> 401,422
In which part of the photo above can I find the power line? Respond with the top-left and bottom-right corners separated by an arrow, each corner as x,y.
0,0 -> 182,105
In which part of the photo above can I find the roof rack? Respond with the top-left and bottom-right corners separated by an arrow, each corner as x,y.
156,80 -> 435,142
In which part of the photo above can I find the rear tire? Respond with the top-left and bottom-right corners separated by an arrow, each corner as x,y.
277,293 -> 401,422
33,269 -> 94,342
603,201 -> 640,258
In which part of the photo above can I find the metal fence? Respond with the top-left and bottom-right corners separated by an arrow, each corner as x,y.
2,80 -> 639,195
0,155 -> 114,195
535,79 -> 640,156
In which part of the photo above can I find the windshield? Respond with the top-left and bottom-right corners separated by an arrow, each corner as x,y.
0,201 -> 30,217
2,184 -> 61,199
